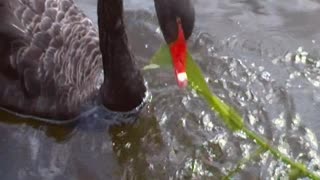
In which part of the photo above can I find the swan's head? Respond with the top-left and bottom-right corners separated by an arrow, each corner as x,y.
154,0 -> 195,88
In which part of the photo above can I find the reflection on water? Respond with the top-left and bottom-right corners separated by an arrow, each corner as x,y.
1,0 -> 320,179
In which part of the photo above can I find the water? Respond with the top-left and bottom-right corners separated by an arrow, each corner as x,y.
1,0 -> 320,179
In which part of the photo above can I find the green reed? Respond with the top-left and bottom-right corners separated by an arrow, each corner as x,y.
144,45 -> 320,180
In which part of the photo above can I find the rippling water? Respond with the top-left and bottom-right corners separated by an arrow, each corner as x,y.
1,0 -> 320,179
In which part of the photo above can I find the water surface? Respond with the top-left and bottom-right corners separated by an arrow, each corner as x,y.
1,0 -> 320,179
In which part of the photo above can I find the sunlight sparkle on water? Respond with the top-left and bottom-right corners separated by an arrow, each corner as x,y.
273,114 -> 285,130
202,114 -> 213,131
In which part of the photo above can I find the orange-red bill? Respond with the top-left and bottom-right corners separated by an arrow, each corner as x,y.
169,18 -> 188,88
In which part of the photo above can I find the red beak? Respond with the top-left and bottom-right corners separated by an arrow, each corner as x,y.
169,18 -> 188,88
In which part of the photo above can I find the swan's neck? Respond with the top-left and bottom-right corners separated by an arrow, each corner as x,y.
97,0 -> 146,111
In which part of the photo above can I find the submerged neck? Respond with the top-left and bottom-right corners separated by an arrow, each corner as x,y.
97,0 -> 146,111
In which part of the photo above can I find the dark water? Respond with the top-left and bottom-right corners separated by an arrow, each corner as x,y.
1,0 -> 320,179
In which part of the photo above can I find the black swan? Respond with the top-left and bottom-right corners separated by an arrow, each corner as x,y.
0,0 -> 195,124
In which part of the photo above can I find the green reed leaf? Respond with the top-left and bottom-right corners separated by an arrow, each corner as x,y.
147,45 -> 243,131
145,44 -> 320,179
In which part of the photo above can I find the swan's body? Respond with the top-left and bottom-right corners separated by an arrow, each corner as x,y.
0,0 -> 194,123
0,0 -> 110,121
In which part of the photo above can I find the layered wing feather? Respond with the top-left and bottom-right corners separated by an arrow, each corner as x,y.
0,0 -> 103,119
